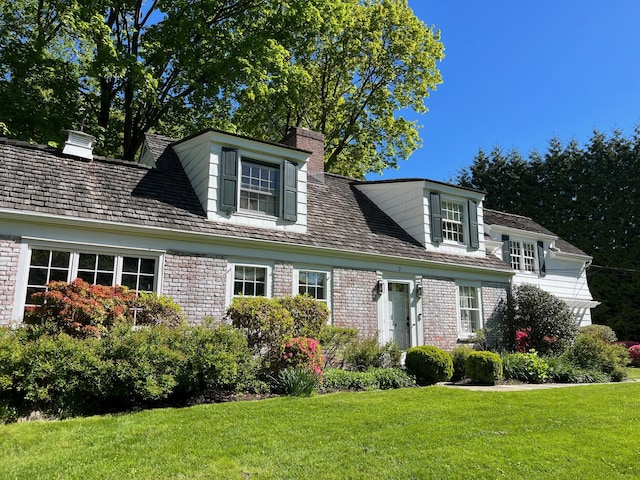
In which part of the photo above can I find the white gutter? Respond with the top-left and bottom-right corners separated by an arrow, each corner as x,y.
0,208 -> 513,277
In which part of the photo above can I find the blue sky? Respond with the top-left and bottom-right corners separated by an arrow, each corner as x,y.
367,1 -> 640,182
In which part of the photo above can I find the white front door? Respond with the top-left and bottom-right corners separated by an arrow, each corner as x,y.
387,282 -> 410,350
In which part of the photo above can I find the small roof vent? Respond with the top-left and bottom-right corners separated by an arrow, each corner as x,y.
62,130 -> 95,159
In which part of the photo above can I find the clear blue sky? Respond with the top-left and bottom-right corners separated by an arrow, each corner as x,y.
367,0 -> 640,182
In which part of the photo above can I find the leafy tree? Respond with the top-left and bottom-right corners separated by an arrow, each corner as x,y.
232,0 -> 444,177
0,0 -> 444,177
458,129 -> 640,340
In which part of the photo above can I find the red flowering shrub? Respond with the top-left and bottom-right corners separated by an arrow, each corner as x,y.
280,337 -> 324,375
629,345 -> 640,367
24,279 -> 136,338
515,328 -> 531,352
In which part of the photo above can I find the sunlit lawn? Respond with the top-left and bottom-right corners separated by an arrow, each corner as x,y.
2,381 -> 640,479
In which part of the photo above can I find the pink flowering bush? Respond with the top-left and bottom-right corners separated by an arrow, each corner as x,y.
281,337 -> 324,375
629,345 -> 640,367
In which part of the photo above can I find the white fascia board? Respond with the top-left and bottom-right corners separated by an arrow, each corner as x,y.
205,131 -> 310,164
551,250 -> 592,263
0,208 -> 513,279
488,225 -> 556,242
423,181 -> 485,202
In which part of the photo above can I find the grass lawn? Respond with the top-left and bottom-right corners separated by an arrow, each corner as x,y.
626,366 -> 640,380
2,383 -> 640,480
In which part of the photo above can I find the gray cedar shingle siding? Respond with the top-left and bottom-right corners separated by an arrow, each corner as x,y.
0,138 -> 511,272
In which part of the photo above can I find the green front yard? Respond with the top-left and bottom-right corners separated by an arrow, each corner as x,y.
2,382 -> 639,479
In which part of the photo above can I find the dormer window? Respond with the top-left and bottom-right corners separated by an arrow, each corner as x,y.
220,148 -> 298,222
441,200 -> 465,243
501,235 -> 546,276
429,192 -> 479,249
240,161 -> 279,216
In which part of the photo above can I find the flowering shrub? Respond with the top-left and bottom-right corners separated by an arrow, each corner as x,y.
629,345 -> 640,367
281,337 -> 324,375
24,279 -> 136,338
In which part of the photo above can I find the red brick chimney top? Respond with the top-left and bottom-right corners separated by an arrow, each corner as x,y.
281,127 -> 325,173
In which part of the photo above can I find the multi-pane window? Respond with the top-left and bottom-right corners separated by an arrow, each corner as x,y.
458,285 -> 481,336
233,266 -> 266,297
240,161 -> 279,216
298,271 -> 327,302
24,248 -> 157,307
509,240 -> 537,272
442,201 -> 464,243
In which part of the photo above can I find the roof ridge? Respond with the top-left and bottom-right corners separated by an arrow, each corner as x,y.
484,208 -> 534,221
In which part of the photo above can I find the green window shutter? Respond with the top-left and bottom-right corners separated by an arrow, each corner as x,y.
501,235 -> 510,265
537,240 -> 546,276
430,192 -> 443,244
283,161 -> 297,221
468,200 -> 479,248
220,148 -> 238,212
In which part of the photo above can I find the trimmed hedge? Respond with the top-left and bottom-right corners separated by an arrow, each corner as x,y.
405,345 -> 453,385
320,368 -> 415,392
465,351 -> 503,384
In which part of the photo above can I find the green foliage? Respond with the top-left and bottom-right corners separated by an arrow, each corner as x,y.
319,368 -> 414,392
0,0 -> 443,177
131,292 -> 185,327
457,130 -> 640,341
276,295 -> 329,338
450,345 -> 474,381
270,367 -> 320,397
578,324 -> 618,343
404,345 -> 453,386
0,324 -> 257,420
317,325 -> 358,369
501,350 -> 550,384
343,337 -> 402,371
562,332 -> 629,382
226,295 -> 329,373
544,356 -> 611,384
497,284 -> 578,354
465,351 -> 503,385
23,279 -> 136,338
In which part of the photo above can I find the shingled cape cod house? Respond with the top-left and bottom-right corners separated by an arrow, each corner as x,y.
0,127 -> 598,350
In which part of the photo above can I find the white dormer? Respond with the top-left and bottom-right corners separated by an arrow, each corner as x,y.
354,179 -> 486,258
171,130 -> 312,233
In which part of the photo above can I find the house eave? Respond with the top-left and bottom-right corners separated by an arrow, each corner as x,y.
488,224 -> 557,242
0,208 -> 513,278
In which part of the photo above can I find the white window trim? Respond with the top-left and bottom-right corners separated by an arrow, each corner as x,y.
293,267 -> 332,312
508,238 -> 539,274
227,262 -> 272,304
239,158 -> 281,218
13,239 -> 164,320
456,282 -> 483,340
440,197 -> 469,247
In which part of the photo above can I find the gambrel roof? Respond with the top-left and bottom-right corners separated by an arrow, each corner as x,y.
0,136 -> 511,272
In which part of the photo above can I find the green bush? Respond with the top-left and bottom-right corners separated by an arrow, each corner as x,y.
271,367 -> 320,396
450,346 -> 473,381
562,333 -> 629,382
344,337 -> 401,371
319,368 -> 414,392
501,350 -> 549,383
405,345 -> 453,385
318,325 -> 358,369
578,324 -> 618,343
277,295 -> 329,338
545,356 -> 611,384
131,292 -> 185,327
496,284 -> 578,354
465,351 -> 503,384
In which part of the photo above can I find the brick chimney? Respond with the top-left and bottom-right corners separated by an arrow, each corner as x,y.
62,130 -> 95,160
281,127 -> 325,174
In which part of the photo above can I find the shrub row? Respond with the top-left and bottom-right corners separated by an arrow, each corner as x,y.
320,368 -> 415,393
0,324 -> 258,422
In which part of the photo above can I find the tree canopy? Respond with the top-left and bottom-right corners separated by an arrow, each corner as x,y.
0,0 -> 443,177
458,129 -> 640,340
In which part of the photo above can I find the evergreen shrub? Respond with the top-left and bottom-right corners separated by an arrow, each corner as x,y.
450,345 -> 473,381
501,350 -> 549,383
465,351 -> 503,384
344,337 -> 401,371
405,345 -> 453,385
